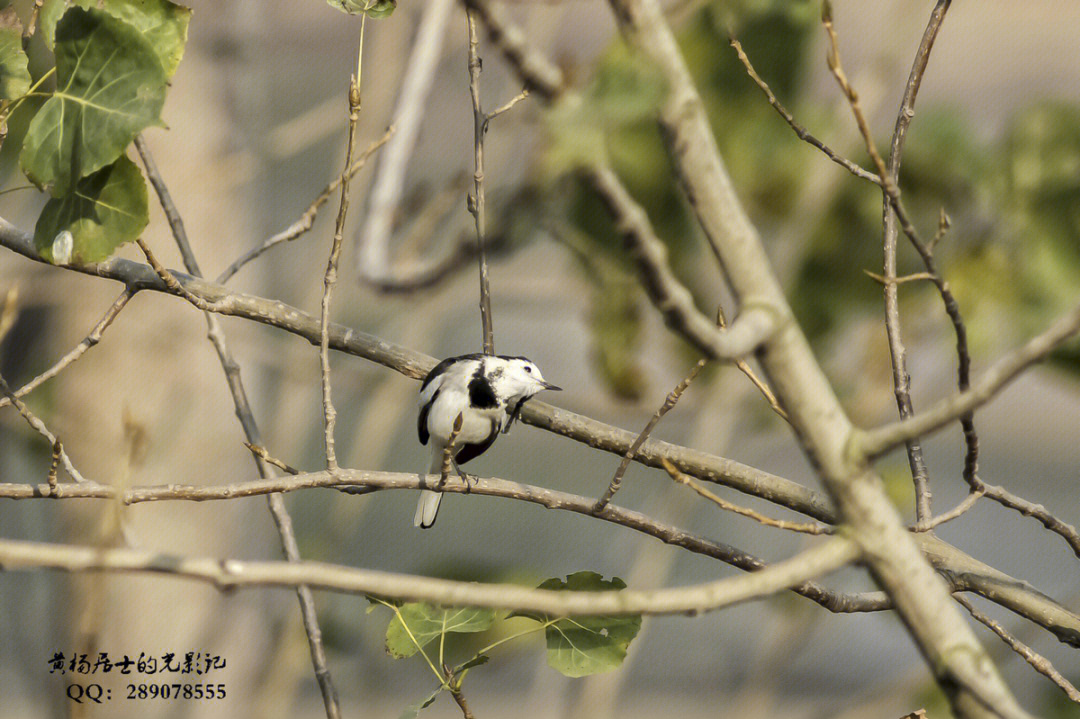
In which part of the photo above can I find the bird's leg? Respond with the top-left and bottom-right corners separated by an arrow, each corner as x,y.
452,460 -> 477,493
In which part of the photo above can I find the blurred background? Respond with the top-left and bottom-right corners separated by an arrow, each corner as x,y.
1,0 -> 1079,716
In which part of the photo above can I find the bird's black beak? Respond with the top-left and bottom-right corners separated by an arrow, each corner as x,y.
542,381 -> 562,391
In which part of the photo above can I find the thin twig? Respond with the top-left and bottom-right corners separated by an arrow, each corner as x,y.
0,289 -> 134,409
462,0 -> 565,101
245,443 -> 300,475
861,298 -> 1080,458
911,488 -> 984,533
135,238 -> 230,313
822,5 -> 979,496
663,459 -> 832,535
864,270 -> 935,286
979,482 -> 1080,560
729,37 -> 880,185
594,358 -> 706,512
319,66 -> 365,472
0,373 -> 86,483
955,595 -> 1080,704
718,305 -> 788,421
486,87 -> 529,122
466,9 -> 495,355
217,127 -> 394,284
134,135 -> 342,719
46,439 -> 62,492
877,0 -> 952,524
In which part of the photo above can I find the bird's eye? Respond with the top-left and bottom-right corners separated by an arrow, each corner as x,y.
524,366 -> 532,374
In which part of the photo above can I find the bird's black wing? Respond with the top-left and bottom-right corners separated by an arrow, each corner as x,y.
417,389 -> 439,445
453,417 -> 500,464
420,353 -> 485,394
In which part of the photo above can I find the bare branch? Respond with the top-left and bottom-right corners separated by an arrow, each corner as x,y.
584,164 -> 779,361
135,136 -> 342,719
912,488 -> 984,533
461,0 -> 565,101
0,289 -> 133,410
0,534 -> 860,616
663,460 -> 831,536
877,0 -> 952,523
466,9 -> 495,355
0,373 -> 86,484
822,4 -> 980,496
728,37 -> 880,185
218,127 -> 394,284
861,299 -> 1080,458
486,87 -> 529,121
956,596 -> 1080,704
979,482 -> 1080,560
594,358 -> 706,512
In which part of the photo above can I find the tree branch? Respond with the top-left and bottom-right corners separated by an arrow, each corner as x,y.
0,535 -> 860,616
878,0 -> 952,523
860,299 -> 1080,458
134,135 -> 342,719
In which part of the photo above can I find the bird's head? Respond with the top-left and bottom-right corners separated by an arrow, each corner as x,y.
496,356 -> 561,400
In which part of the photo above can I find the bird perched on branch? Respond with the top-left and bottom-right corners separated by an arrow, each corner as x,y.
414,353 -> 560,528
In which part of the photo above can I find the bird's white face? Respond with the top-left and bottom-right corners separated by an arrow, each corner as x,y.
498,358 -> 560,399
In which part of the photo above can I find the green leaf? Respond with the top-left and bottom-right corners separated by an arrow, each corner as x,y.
0,8 -> 30,101
33,154 -> 149,264
397,687 -> 441,719
21,7 -> 167,195
522,572 -> 642,678
78,0 -> 192,78
385,604 -> 497,659
327,0 -> 396,18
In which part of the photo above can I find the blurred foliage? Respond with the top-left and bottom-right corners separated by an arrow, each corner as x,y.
528,0 -> 1080,398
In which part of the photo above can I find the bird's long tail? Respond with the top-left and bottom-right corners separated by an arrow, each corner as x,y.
414,449 -> 445,528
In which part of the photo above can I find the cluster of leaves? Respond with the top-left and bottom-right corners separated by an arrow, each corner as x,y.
370,572 -> 642,718
0,0 -> 191,264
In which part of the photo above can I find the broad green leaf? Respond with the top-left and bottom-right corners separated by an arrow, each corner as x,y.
397,687 -> 441,719
33,155 -> 148,264
327,0 -> 396,18
72,0 -> 192,78
0,8 -> 30,101
385,604 -> 496,659
522,572 -> 642,678
21,7 -> 166,195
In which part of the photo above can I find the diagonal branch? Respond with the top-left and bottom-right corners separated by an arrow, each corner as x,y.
860,299 -> 1080,458
134,135 -> 342,719
0,534 -> 861,617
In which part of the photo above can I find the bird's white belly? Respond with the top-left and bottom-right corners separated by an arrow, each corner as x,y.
428,390 -> 501,445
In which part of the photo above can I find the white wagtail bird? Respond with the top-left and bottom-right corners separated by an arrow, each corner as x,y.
414,353 -> 560,528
